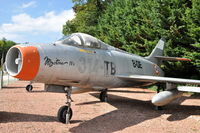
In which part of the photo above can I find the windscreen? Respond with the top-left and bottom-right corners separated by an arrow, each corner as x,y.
59,35 -> 82,46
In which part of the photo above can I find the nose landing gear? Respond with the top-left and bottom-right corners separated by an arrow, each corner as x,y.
57,87 -> 108,123
57,87 -> 73,124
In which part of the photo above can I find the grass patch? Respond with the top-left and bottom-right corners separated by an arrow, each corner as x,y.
145,85 -> 157,92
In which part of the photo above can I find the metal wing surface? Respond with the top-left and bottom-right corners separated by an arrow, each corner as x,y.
117,74 -> 200,85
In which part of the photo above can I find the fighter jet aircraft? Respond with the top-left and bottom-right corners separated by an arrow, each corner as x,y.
5,33 -> 200,123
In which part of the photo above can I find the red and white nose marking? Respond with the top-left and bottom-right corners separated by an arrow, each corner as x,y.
5,45 -> 40,80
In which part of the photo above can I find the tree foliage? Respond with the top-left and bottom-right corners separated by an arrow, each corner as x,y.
0,38 -> 16,65
63,0 -> 200,79
63,0 -> 111,35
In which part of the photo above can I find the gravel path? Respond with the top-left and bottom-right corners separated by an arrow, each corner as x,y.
0,81 -> 200,133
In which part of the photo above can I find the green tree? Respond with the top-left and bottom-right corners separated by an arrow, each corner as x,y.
63,0 -> 200,79
63,0 -> 110,35
0,38 -> 16,66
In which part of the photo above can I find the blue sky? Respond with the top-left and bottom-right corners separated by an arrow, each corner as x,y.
0,0 -> 75,43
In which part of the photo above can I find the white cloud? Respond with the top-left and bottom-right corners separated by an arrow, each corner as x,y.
21,1 -> 36,9
0,9 -> 75,42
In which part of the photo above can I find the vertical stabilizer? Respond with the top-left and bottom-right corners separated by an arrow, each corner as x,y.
145,38 -> 165,65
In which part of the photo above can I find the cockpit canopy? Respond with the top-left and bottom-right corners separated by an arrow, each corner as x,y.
57,33 -> 112,50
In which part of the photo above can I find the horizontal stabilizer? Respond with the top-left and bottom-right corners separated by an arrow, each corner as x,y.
155,56 -> 191,62
177,86 -> 200,93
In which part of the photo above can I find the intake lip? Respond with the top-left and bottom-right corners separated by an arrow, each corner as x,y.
5,45 -> 40,80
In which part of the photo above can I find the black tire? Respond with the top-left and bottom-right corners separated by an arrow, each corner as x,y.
57,105 -> 73,123
100,91 -> 108,102
26,85 -> 33,92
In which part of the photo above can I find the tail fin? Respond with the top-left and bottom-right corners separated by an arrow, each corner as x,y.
146,38 -> 191,65
145,38 -> 165,65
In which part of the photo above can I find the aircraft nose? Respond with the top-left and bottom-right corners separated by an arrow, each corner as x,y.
5,45 -> 40,80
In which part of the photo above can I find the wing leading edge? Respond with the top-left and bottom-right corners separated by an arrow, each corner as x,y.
117,74 -> 200,85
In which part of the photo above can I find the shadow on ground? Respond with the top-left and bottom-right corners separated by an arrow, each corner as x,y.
31,90 -> 47,93
3,86 -> 40,89
0,112 -> 57,123
3,86 -> 26,89
70,93 -> 200,133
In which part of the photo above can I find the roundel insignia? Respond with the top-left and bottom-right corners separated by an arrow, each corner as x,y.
154,64 -> 160,76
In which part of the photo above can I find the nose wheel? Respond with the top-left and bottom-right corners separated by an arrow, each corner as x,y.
99,89 -> 108,102
57,87 -> 73,124
57,105 -> 73,123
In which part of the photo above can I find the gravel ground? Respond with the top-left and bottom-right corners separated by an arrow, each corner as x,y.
0,81 -> 200,133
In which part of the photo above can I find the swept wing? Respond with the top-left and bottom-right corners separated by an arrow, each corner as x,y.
117,74 -> 200,85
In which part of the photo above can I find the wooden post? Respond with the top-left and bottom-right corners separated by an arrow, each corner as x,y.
0,50 -> 4,89
0,70 -> 3,89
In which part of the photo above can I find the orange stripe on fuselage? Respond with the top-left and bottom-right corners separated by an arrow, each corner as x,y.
14,46 -> 40,80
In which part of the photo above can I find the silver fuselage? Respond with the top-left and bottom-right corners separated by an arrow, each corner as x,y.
5,33 -> 164,91
32,43 -> 163,90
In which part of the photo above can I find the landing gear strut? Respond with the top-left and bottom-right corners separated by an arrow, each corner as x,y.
99,89 -> 108,102
57,87 -> 73,124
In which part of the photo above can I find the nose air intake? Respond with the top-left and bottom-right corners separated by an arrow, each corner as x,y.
5,46 -> 40,80
6,47 -> 22,75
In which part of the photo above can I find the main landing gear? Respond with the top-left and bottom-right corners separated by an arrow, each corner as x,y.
99,89 -> 108,102
57,87 -> 73,124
